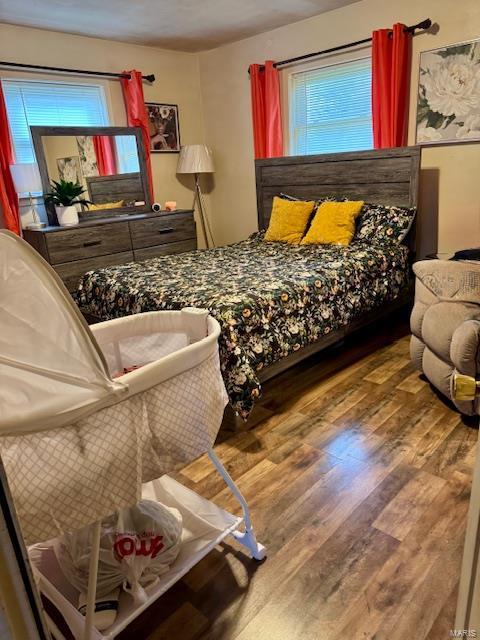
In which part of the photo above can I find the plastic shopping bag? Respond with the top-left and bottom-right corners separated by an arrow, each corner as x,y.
54,499 -> 182,605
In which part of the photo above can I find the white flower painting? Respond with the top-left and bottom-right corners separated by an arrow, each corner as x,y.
416,39 -> 480,144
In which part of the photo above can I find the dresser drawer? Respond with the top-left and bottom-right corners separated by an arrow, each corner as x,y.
54,251 -> 134,292
130,213 -> 195,249
46,222 -> 131,264
134,239 -> 197,262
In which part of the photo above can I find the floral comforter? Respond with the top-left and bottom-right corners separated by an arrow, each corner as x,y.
77,232 -> 409,418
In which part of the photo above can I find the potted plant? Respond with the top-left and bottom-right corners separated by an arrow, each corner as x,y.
44,180 -> 91,227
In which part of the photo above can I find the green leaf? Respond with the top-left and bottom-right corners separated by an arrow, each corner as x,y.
435,44 -> 473,58
416,105 -> 430,125
425,110 -> 446,129
44,178 -> 88,206
443,114 -> 456,128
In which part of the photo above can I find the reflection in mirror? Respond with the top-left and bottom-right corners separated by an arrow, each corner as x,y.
41,134 -> 142,214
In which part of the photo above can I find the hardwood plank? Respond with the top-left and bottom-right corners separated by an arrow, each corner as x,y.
425,581 -> 459,640
396,369 -> 428,394
422,422 -> 478,480
233,466 -> 414,640
331,475 -> 471,640
372,470 -> 446,541
146,602 -> 209,640
379,534 -> 464,640
363,355 -> 411,384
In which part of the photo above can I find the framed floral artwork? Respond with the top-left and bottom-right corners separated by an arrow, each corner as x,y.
146,103 -> 180,152
56,156 -> 81,184
416,38 -> 480,144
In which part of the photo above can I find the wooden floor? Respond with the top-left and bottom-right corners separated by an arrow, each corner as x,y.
119,322 -> 478,640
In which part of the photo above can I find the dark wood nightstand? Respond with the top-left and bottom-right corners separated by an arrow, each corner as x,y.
24,209 -> 196,293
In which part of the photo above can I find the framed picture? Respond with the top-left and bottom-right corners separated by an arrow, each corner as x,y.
56,156 -> 81,184
76,135 -> 99,177
146,103 -> 180,152
416,38 -> 480,145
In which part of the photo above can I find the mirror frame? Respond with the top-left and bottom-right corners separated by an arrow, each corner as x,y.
30,125 -> 152,225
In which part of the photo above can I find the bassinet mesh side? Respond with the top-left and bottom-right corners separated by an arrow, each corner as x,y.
0,352 -> 228,545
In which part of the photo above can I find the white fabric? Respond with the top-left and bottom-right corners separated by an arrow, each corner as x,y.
0,230 -> 124,435
0,231 -> 228,544
176,144 -> 214,174
53,500 -> 183,603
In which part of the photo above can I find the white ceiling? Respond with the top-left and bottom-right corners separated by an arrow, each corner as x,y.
0,0 -> 360,52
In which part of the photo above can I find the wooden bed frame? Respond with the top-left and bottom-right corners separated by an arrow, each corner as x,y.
254,146 -> 421,384
85,172 -> 144,206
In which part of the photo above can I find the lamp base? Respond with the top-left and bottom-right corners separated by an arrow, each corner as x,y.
194,173 -> 215,249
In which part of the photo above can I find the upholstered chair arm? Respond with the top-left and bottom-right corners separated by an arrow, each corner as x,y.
450,319 -> 480,415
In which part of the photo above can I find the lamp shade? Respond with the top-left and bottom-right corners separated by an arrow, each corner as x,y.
10,163 -> 42,195
176,145 -> 214,174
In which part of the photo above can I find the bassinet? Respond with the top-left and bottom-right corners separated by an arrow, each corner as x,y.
0,230 -> 265,640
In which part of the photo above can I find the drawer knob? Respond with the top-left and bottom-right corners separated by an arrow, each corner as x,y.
83,240 -> 102,247
158,228 -> 175,235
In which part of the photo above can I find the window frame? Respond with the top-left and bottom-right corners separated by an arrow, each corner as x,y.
286,54 -> 373,157
2,76 -> 113,165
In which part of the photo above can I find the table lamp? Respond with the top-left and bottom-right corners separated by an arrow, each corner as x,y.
176,144 -> 215,248
9,163 -> 44,229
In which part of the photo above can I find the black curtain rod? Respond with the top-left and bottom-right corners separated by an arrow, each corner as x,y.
249,18 -> 432,73
0,60 -> 155,83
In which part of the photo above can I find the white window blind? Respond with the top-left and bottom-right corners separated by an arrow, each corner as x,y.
115,135 -> 140,174
2,80 -> 109,163
290,57 -> 373,155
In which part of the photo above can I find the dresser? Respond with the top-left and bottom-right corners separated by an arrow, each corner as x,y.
23,209 -> 196,293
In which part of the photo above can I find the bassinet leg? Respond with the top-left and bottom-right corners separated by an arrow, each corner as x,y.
83,520 -> 101,640
207,450 -> 266,561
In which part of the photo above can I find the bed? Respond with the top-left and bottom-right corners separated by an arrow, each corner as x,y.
77,147 -> 421,419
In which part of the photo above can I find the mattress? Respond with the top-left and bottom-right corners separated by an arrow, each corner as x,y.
77,232 -> 410,418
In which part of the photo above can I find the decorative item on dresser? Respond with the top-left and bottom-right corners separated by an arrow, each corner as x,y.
23,209 -> 196,293
9,163 -> 44,230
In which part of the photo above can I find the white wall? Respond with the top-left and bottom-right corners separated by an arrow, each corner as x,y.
199,0 -> 480,256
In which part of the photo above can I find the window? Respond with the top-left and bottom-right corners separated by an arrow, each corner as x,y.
115,135 -> 140,174
2,80 -> 109,164
289,57 -> 373,155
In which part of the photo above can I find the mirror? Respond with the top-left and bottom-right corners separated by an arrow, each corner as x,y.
31,126 -> 151,225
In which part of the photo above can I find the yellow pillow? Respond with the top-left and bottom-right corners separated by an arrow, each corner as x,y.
264,196 -> 315,244
301,200 -> 364,246
88,200 -> 124,211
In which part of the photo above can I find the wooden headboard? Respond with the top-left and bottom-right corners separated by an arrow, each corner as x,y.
86,172 -> 144,205
255,146 -> 421,231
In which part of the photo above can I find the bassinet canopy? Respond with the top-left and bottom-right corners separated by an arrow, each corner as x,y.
0,230 -> 125,435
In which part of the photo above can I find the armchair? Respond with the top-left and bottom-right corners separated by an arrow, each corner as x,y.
410,259 -> 480,415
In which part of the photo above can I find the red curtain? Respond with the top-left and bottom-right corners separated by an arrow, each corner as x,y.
93,135 -> 118,176
372,23 -> 412,148
249,60 -> 283,159
120,70 -> 154,202
0,81 -> 20,235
